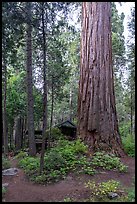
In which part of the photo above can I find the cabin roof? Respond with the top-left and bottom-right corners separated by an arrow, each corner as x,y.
56,120 -> 76,129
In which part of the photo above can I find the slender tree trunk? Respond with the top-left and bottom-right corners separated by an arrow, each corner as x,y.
23,117 -> 27,148
9,121 -> 14,150
69,87 -> 73,121
49,76 -> 54,147
21,117 -> 24,148
40,3 -> 48,174
49,9 -> 55,145
15,116 -> 22,151
3,59 -> 8,155
77,2 -> 125,157
130,85 -> 133,137
26,2 -> 36,156
2,114 -> 3,147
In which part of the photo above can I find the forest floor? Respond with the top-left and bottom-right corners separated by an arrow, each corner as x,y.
2,156 -> 135,202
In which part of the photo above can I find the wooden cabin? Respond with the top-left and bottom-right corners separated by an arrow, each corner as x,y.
25,120 -> 77,151
56,120 -> 77,140
25,130 -> 47,151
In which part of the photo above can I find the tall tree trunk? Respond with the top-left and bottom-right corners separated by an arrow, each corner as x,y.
26,2 -> 36,156
69,87 -> 73,121
23,117 -> 27,148
3,59 -> 8,155
21,117 -> 24,148
49,76 -> 54,147
15,116 -> 22,151
77,2 -> 125,157
9,121 -> 14,150
130,84 -> 133,137
40,3 -> 48,174
49,9 -> 55,144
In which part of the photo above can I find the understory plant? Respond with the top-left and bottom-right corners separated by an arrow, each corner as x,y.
85,180 -> 121,201
91,151 -> 128,172
2,156 -> 11,170
126,187 -> 135,202
15,150 -> 28,159
122,135 -> 135,157
17,139 -> 96,183
2,187 -> 7,199
17,139 -> 129,185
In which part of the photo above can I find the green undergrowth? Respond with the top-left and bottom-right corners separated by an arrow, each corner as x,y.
91,151 -> 128,172
15,151 -> 28,159
85,179 -> 121,202
2,186 -> 7,200
126,187 -> 135,202
17,139 -> 128,184
2,156 -> 11,170
122,135 -> 135,157
63,179 -> 135,202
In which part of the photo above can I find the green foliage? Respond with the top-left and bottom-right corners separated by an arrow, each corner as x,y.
75,155 -> 96,175
15,151 -> 28,159
73,139 -> 88,154
119,122 -> 131,137
17,139 -> 95,184
122,135 -> 135,157
125,176 -> 135,202
126,187 -> 135,202
31,173 -> 48,183
44,150 -> 67,171
82,166 -> 96,175
17,140 -> 129,186
85,180 -> 120,201
18,156 -> 40,175
6,71 -> 27,122
2,156 -> 11,170
48,127 -> 64,141
63,197 -> 73,202
2,187 -> 7,198
91,152 -> 128,172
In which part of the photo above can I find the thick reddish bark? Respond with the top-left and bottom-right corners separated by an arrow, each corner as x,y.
77,2 -> 125,157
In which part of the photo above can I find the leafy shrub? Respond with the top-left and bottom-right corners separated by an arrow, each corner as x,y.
127,187 -> 135,202
53,139 -> 88,169
2,156 -> 11,170
75,155 -> 96,175
2,187 -> 7,198
82,166 -> 96,175
91,151 -> 128,172
119,122 -> 131,138
15,151 -> 28,159
85,180 -> 120,201
44,150 -> 67,171
73,139 -> 88,154
64,197 -> 73,202
31,173 -> 48,183
122,135 -> 135,157
48,127 -> 64,141
18,156 -> 40,175
18,139 -> 94,184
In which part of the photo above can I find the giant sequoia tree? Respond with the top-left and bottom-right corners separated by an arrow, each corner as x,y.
77,2 -> 125,156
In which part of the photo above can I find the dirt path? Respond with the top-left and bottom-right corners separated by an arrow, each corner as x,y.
2,157 -> 135,202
